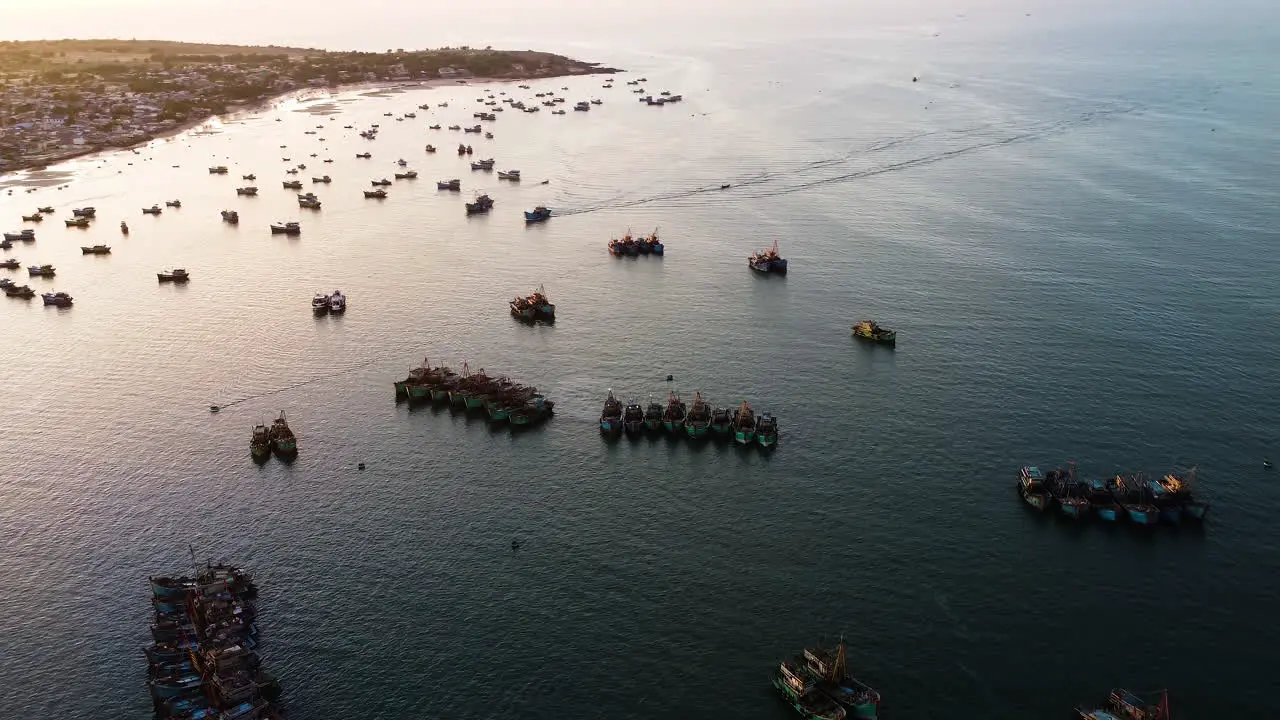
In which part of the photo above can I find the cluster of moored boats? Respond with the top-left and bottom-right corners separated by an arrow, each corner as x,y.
509,285 -> 555,323
249,412 -> 298,464
773,639 -> 880,720
311,290 -> 347,314
1075,688 -> 1172,720
394,359 -> 555,427
146,562 -> 281,719
1018,464 -> 1209,525
599,390 -> 779,447
749,240 -> 789,274
607,229 -> 664,256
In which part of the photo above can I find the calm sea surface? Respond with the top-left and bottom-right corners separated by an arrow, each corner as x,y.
2,2 -> 1279,718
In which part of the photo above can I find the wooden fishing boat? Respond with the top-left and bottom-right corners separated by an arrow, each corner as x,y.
1018,466 -> 1050,512
157,268 -> 190,283
800,640 -> 880,720
1084,477 -> 1122,521
710,407 -> 733,435
269,412 -> 297,461
749,240 -> 788,274
21,213 -> 42,222
1156,469 -> 1209,521
623,399 -> 646,435
165,199 -> 181,208
27,264 -> 55,277
1075,689 -> 1170,720
64,217 -> 90,228
363,189 -> 388,199
683,391 -> 711,437
644,396 -> 664,431
41,291 -> 73,307
80,245 -> 111,255
599,390 -> 623,435
437,178 -> 461,191
250,424 -> 271,463
1109,474 -> 1159,525
661,391 -> 687,432
270,221 -> 301,235
394,170 -> 418,180
236,186 -> 258,195
221,210 -> 239,224
1046,463 -> 1089,519
732,401 -> 756,444
4,229 -> 36,241
851,321 -> 896,347
524,206 -> 552,223
142,205 -> 162,215
465,193 -> 494,215
755,412 -> 779,448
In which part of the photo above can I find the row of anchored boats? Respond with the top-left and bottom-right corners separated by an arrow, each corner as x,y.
249,413 -> 297,464
1018,464 -> 1209,525
146,562 -> 281,719
607,229 -> 664,256
393,359 -> 555,427
311,290 -> 347,314
773,639 -> 880,720
599,390 -> 779,447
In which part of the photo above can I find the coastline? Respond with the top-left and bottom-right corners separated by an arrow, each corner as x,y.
0,71 -> 615,184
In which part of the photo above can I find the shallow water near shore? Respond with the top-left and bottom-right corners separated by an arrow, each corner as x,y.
2,2 -> 1280,718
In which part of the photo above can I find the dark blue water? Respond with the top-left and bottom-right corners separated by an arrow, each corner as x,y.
2,2 -> 1279,718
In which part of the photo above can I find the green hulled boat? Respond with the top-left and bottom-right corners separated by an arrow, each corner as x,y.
486,400 -> 511,421
773,657 -> 846,720
464,395 -> 486,409
250,424 -> 271,464
801,641 -> 880,720
710,406 -> 733,435
733,400 -> 756,444
661,391 -> 687,432
393,379 -> 410,398
756,413 -> 779,448
684,391 -> 711,437
269,412 -> 298,461
408,383 -> 431,401
643,396 -> 663,431
430,387 -> 450,402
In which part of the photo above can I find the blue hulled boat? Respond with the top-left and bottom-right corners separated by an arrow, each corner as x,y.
1018,466 -> 1050,512
749,240 -> 788,274
1146,479 -> 1183,523
733,401 -> 757,444
1045,464 -> 1089,519
1084,477 -> 1122,522
600,390 -> 623,435
1110,475 -> 1159,526
149,575 -> 193,598
148,673 -> 204,698
1157,469 -> 1210,521
524,206 -> 552,223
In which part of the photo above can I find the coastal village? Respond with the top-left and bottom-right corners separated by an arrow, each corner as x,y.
0,40 -> 615,174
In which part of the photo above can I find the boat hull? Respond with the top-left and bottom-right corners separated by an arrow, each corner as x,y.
272,442 -> 297,462
1093,505 -> 1120,522
686,423 -> 709,438
1020,487 -> 1049,512
430,388 -> 450,402
250,445 -> 270,463
757,432 -> 778,448
464,396 -> 485,410
393,380 -> 409,398
1182,501 -> 1209,521
1124,506 -> 1158,525
486,403 -> 510,421
448,391 -> 467,407
600,419 -> 621,435
408,385 -> 431,401
734,429 -> 756,444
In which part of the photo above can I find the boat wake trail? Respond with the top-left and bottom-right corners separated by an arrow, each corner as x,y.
212,359 -> 374,411
553,102 -> 1141,216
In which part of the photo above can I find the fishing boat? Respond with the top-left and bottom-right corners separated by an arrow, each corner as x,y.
236,186 -> 259,195
710,407 -> 733,435
221,210 -> 239,224
312,292 -> 329,314
72,207 -> 95,218
644,396 -> 664,431
80,245 -> 111,255
437,179 -> 461,191
21,213 -> 42,222
270,221 -> 301,235
142,204 -> 163,215
574,101 -> 591,111
524,206 -> 552,223
394,170 -> 418,180
429,124 -> 442,130
329,290 -> 346,313
497,169 -> 522,181
371,178 -> 392,186
363,189 -> 388,199
509,285 -> 555,323
157,268 -> 190,283
64,217 -> 90,228
0,258 -> 19,269
1109,474 -> 1159,526
37,206 -> 54,214
312,175 -> 332,183
1045,464 -> 1089,519
250,424 -> 271,463
643,229 -> 664,255
1075,689 -> 1170,720
608,231 -> 635,256
1083,477 -> 1122,521
209,166 -> 228,174
471,159 -> 495,171
4,229 -> 35,241
773,656 -> 847,720
662,391 -> 687,432
749,240 -> 788,274
27,264 -> 55,277
282,180 -> 303,190
1018,466 -> 1050,512
120,221 -> 129,234
165,200 -> 182,208
356,152 -> 372,159
599,390 -> 623,435
465,194 -> 495,215
623,399 -> 646,435
1156,469 -> 1209,521
756,413 -> 779,448
242,174 -> 256,180
269,412 -> 297,461
1145,478 -> 1184,523
851,321 -> 896,347
800,640 -> 881,720
41,291 -> 73,307
4,284 -> 35,298
732,401 -> 756,444
298,193 -> 322,209
684,392 -> 711,437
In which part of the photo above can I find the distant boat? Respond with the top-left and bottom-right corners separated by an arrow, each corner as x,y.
498,169 -> 521,181
3,229 -> 35,241
282,180 -> 303,190
749,240 -> 788,274
599,390 -> 623,435
355,152 -> 372,159
394,170 -> 418,180
329,290 -> 347,313
623,399 -> 646,435
363,189 -> 388,199
242,174 -> 256,180
120,221 -> 129,234
371,178 -> 392,186
436,179 -> 461,191
27,264 -> 56,277
311,175 -> 332,183
41,291 -> 73,307
142,205 -> 162,215
72,207 -> 95,218
312,292 -> 329,314
21,213 -> 42,222
165,199 -> 182,208
270,222 -> 301,235
851,321 -> 896,347
208,166 -> 228,174
524,206 -> 552,223
471,159 -> 495,171
424,144 -> 437,153
80,245 -> 111,255
236,186 -> 259,196
221,210 -> 239,224
157,268 -> 190,283
465,194 -> 494,215
1018,466 -> 1050,512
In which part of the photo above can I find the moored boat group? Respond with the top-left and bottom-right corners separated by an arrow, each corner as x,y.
772,639 -> 880,720
1018,464 -> 1209,526
145,562 -> 282,719
607,228 -> 664,256
600,390 -> 778,447
249,412 -> 298,464
394,359 -> 555,428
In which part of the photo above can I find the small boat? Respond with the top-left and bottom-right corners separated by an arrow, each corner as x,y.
1156,469 -> 1209,521
41,291 -> 73,307
574,101 -> 590,111
1075,689 -> 1171,720
623,399 -> 646,435
1045,465 -> 1089,519
298,193 -> 322,209
524,206 -> 552,223
329,290 -> 347,313
448,125 -> 462,131
312,175 -> 332,183
355,152 -> 372,158
0,239 -> 10,250
437,179 -> 461,191
591,99 -> 603,105
251,423 -> 271,463
396,159 -> 408,166
27,264 -> 55,277
773,658 -> 846,720
498,169 -> 522,181
755,413 -> 779,448
3,229 -> 35,241
749,240 -> 788,274
236,186 -> 259,195
37,206 -> 54,214
644,229 -> 664,255
363,189 -> 388,199
484,132 -> 494,139
471,159 -> 495,171
508,284 -> 555,322
270,222 -> 301,235
64,218 -> 90,228
662,391 -> 687,432
1018,466 -> 1051,511
852,321 -> 896,347
1110,474 -> 1160,526
732,401 -> 756,444
165,200 -> 181,208
394,170 -> 418,180
157,268 -> 190,283
465,145 -> 473,154
463,125 -> 482,133
4,283 -> 35,298
269,412 -> 298,461
371,178 -> 392,186
72,207 -> 95,218
221,210 -> 239,224
142,205 -> 162,215
312,292 -> 329,314
285,168 -> 299,174
710,407 -> 733,435
465,194 -> 494,215
428,124 -> 442,130
242,174 -> 256,180
424,144 -> 437,153
1083,477 -> 1122,521
120,221 -> 129,234
551,109 -> 566,115
599,390 -> 623,435
0,258 -> 19,269
282,180 -> 303,189
208,166 -> 228,174
80,245 -> 111,255
684,392 -> 712,437
21,214 -> 42,222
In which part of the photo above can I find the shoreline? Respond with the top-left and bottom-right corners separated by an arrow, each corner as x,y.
0,71 -> 615,183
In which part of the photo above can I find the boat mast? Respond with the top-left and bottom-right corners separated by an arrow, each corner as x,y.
830,636 -> 847,682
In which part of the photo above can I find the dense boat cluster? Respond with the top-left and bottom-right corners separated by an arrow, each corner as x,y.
509,284 -> 555,323
749,240 -> 788,274
600,390 -> 779,447
394,359 -> 555,427
607,229 -> 664,256
772,639 -> 881,720
1018,464 -> 1208,525
250,413 -> 298,464
146,562 -> 282,719
1075,688 -> 1171,720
